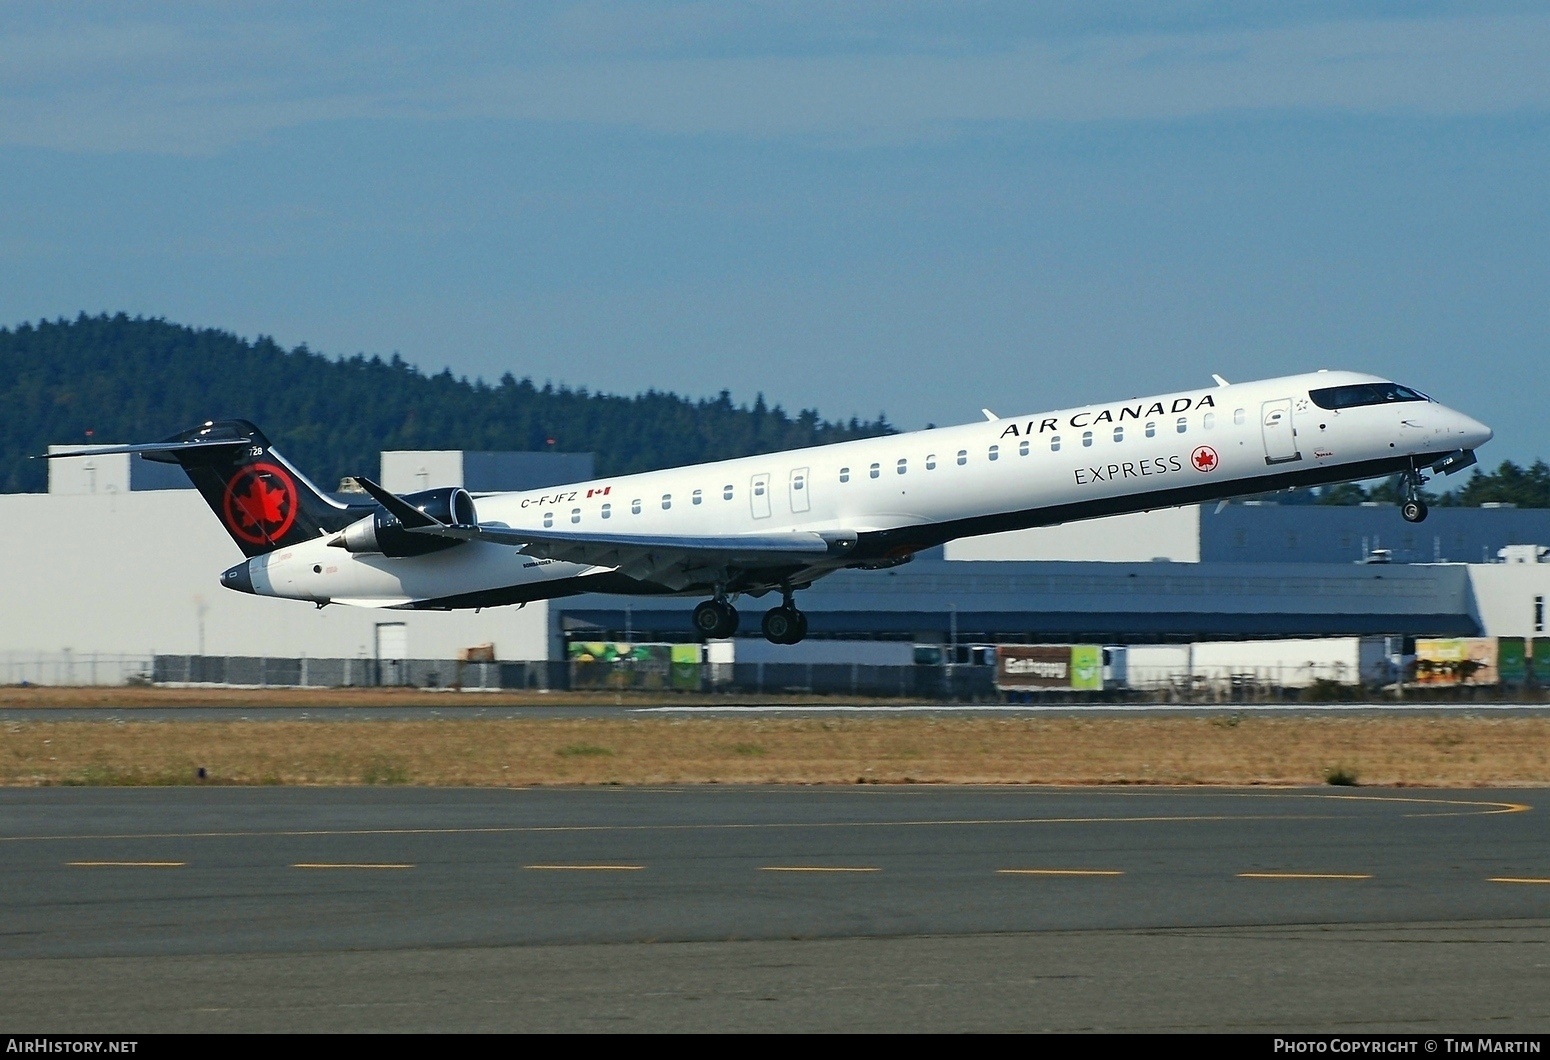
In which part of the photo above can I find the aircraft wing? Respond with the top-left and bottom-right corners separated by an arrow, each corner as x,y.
351,475 -> 858,589
416,521 -> 854,559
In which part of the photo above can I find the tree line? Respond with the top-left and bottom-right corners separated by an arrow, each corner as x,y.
1318,462 -> 1550,509
0,314 -> 894,493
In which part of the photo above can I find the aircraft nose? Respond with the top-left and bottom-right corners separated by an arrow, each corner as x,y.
1456,412 -> 1493,449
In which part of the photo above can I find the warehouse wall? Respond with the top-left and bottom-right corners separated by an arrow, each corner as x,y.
0,492 -> 550,659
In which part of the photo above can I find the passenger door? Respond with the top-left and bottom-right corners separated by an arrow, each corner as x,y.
788,467 -> 810,514
1260,398 -> 1301,465
750,473 -> 771,519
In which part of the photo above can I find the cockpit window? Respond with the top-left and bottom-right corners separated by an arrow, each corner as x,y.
1308,383 -> 1429,411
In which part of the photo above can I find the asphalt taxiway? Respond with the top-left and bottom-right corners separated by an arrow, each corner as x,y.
2,785 -> 1547,1031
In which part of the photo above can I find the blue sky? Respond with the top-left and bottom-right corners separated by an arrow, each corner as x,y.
2,2 -> 1546,462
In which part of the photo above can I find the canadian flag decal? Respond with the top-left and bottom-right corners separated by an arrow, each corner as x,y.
586,486 -> 611,498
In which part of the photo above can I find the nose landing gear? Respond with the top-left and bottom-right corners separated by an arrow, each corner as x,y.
1400,466 -> 1429,524
761,587 -> 808,645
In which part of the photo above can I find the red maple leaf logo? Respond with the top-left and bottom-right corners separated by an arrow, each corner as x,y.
233,477 -> 287,529
222,463 -> 299,546
1192,446 -> 1219,472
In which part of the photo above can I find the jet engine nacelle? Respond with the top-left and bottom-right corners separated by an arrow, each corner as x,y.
334,487 -> 477,557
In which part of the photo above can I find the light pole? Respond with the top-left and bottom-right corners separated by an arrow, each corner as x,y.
194,596 -> 207,658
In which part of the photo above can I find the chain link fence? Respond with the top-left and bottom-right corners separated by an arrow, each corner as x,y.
0,652 -> 1536,702
149,655 -> 569,691
2,652 -> 153,687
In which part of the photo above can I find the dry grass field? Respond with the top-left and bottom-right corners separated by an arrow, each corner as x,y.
3,712 -> 1548,788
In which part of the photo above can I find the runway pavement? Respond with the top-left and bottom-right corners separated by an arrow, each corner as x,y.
2,786 -> 1547,1031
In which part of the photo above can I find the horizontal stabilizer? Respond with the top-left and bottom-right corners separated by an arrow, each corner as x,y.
37,438 -> 253,460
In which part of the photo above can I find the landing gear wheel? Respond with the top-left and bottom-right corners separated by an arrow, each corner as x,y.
1401,499 -> 1428,524
761,606 -> 807,645
692,599 -> 739,640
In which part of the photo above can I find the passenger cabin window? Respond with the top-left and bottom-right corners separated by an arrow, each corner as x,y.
1019,439 -> 1029,456
1145,421 -> 1156,438
988,445 -> 999,461
1309,383 -> 1428,410
723,484 -> 734,500
601,503 -> 611,519
692,489 -> 703,505
793,475 -> 804,492
1203,412 -> 1215,430
896,458 -> 907,475
543,511 -> 554,528
1050,435 -> 1061,452
570,508 -> 580,524
839,467 -> 850,483
631,499 -> 642,515
1233,408 -> 1246,426
956,450 -> 968,465
753,481 -> 766,496
1176,417 -> 1187,434
1082,431 -> 1093,447
1113,426 -> 1123,443
869,462 -> 880,479
661,494 -> 672,510
926,454 -> 937,470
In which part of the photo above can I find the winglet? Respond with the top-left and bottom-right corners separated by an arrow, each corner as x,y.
981,408 -> 998,421
352,476 -> 443,529
1211,374 -> 1230,387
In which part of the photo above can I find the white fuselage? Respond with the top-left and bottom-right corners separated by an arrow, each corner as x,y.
245,370 -> 1492,608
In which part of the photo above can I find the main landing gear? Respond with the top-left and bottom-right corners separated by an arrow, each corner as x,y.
692,597 -> 740,640
760,589 -> 808,646
1400,466 -> 1429,524
692,589 -> 809,644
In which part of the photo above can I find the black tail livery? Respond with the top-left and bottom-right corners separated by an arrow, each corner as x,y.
45,420 -> 367,557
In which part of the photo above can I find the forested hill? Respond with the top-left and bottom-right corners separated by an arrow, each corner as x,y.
0,314 -> 894,493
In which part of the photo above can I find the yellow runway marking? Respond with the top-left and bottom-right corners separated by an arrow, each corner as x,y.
67,861 -> 185,868
998,869 -> 1123,877
761,866 -> 880,873
1489,877 -> 1550,885
291,862 -> 414,870
1238,872 -> 1372,880
524,864 -> 643,871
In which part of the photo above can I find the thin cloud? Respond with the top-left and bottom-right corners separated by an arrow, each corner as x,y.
1,10 -> 1547,154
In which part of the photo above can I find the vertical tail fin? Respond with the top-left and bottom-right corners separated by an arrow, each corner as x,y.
146,420 -> 360,556
45,420 -> 363,557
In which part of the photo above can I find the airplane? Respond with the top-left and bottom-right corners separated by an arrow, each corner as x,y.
45,369 -> 1491,645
